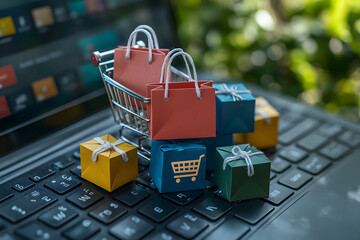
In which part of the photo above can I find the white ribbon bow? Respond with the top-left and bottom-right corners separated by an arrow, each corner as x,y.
222,146 -> 264,177
215,84 -> 251,101
92,137 -> 128,162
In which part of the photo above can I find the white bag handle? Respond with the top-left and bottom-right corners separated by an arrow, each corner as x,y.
160,48 -> 192,83
164,51 -> 201,100
131,25 -> 159,49
126,29 -> 154,64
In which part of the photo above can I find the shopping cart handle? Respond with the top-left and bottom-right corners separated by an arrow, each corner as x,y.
92,51 -> 101,66
92,49 -> 115,66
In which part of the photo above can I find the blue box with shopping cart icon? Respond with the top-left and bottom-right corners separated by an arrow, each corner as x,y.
214,83 -> 255,134
150,140 -> 206,193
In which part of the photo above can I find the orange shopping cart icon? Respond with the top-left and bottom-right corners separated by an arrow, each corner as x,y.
171,154 -> 204,183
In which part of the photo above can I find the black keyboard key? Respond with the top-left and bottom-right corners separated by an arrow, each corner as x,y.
279,169 -> 312,190
138,165 -> 146,174
45,174 -> 81,195
29,168 -> 55,182
66,185 -> 104,209
215,190 -> 228,201
270,157 -> 291,173
162,190 -> 203,206
278,118 -> 318,145
53,157 -> 76,170
109,215 -> 154,240
138,198 -> 178,223
205,217 -> 249,240
278,112 -> 301,133
143,231 -> 180,240
0,232 -> 17,240
278,118 -> 292,134
63,219 -> 100,240
234,199 -> 274,224
114,184 -> 150,207
167,213 -> 208,239
297,133 -> 328,151
89,234 -> 116,240
89,201 -> 127,224
264,183 -> 294,205
338,131 -> 360,147
205,180 -> 217,190
39,204 -> 78,228
192,196 -> 231,221
279,145 -> 307,163
135,173 -> 157,190
11,178 -> 34,192
317,123 -> 342,138
73,150 -> 81,160
319,141 -> 349,160
270,171 -> 276,180
16,221 -> 55,240
0,188 -> 13,203
298,155 -> 331,175
0,190 -> 57,223
70,164 -> 81,178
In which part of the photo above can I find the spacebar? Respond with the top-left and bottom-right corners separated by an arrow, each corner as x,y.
278,118 -> 318,145
205,217 -> 249,240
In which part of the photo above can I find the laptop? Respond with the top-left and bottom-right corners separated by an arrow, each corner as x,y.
0,1 -> 359,239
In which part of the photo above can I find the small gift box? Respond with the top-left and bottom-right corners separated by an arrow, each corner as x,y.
80,134 -> 138,192
234,97 -> 279,149
195,134 -> 233,171
214,144 -> 270,202
150,140 -> 206,193
214,83 -> 255,134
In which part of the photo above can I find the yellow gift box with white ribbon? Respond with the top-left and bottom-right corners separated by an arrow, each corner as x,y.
80,134 -> 138,192
234,97 -> 279,149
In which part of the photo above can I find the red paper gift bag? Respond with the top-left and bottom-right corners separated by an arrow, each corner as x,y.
113,28 -> 169,97
147,51 -> 216,140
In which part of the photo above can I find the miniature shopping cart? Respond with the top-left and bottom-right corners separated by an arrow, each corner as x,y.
92,47 -> 190,161
171,154 -> 204,183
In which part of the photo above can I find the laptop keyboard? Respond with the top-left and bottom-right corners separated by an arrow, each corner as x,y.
0,101 -> 359,240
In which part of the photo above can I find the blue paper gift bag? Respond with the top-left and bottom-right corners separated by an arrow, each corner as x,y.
195,134 -> 233,171
214,83 -> 255,134
150,140 -> 206,193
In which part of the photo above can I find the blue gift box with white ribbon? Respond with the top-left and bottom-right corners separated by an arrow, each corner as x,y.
214,83 -> 255,134
150,140 -> 206,193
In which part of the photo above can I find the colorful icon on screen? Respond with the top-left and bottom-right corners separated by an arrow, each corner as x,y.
68,0 -> 87,19
0,96 -> 11,119
0,65 -> 17,89
84,0 -> 107,14
32,76 -> 58,102
31,6 -> 55,28
0,16 -> 16,38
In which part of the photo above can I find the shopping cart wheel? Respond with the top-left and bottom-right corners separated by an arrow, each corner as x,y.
191,177 -> 196,182
176,178 -> 180,183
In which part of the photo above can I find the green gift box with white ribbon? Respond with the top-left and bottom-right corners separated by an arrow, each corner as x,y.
214,144 -> 271,202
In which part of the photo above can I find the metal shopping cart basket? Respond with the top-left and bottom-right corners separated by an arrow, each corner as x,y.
171,154 -> 205,183
92,47 -> 190,161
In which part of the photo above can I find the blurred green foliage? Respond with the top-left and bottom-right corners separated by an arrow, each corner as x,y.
172,0 -> 360,122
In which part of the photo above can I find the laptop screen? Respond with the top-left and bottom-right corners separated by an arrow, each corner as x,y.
0,0 -> 178,156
